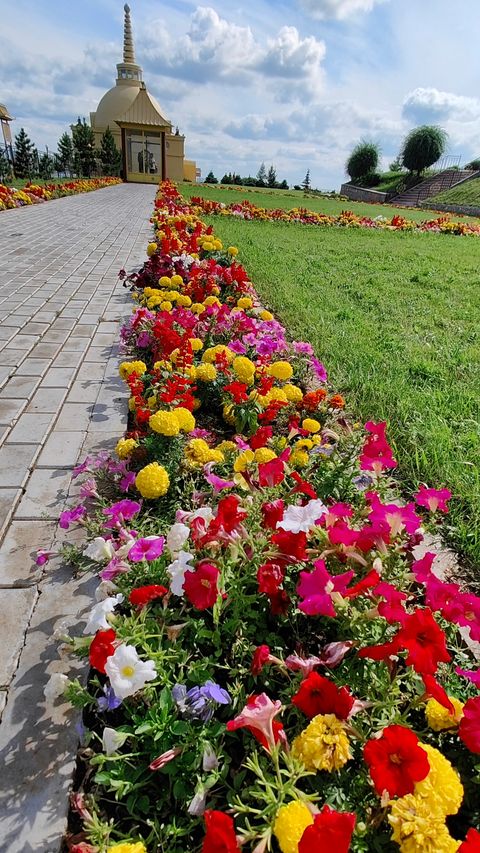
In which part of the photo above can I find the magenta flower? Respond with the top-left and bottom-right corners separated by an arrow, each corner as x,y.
297,559 -> 354,617
36,549 -> 54,566
99,558 -> 131,582
415,485 -> 452,513
128,536 -> 165,562
203,463 -> 235,493
71,456 -> 94,479
319,640 -> 354,667
59,505 -> 87,529
360,421 -> 397,474
412,552 -> 436,583
367,493 -> 421,537
310,356 -> 328,383
119,471 -> 136,492
455,667 -> 480,687
103,499 -> 141,526
79,478 -> 100,499
375,581 -> 408,624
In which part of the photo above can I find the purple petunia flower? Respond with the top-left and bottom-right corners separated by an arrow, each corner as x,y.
310,357 -> 328,383
172,680 -> 231,722
103,499 -> 142,526
97,684 -> 122,712
59,505 -> 87,529
128,536 -> 165,562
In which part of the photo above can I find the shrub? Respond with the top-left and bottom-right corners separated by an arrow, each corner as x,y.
346,140 -> 380,181
401,125 -> 448,176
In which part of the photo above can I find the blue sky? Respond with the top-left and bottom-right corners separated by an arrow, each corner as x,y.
2,0 -> 480,188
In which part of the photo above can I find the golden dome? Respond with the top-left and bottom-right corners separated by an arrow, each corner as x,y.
94,83 -> 141,129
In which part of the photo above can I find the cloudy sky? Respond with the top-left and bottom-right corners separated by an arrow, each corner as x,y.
2,0 -> 480,188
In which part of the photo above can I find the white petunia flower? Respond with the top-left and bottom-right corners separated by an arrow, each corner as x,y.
105,644 -> 157,700
115,535 -> 136,559
83,594 -> 124,635
43,672 -> 69,703
83,537 -> 116,563
166,522 -> 190,555
102,726 -> 129,756
276,499 -> 327,534
166,550 -> 194,596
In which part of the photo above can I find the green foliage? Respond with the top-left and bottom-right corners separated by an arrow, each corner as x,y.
38,152 -> 54,180
204,170 -> 218,184
465,158 -> 480,171
401,125 -> 448,175
427,176 -> 480,207
99,126 -> 121,176
266,165 -> 277,188
256,162 -> 267,186
14,127 -> 34,178
346,140 -> 380,181
56,132 -> 74,175
72,116 -> 96,177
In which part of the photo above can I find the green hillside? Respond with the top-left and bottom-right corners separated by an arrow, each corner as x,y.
428,176 -> 480,207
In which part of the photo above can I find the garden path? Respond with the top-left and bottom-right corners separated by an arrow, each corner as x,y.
0,183 -> 156,853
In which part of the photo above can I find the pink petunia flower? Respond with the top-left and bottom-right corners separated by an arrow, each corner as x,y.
128,536 -> 165,562
297,559 -> 354,617
226,693 -> 286,752
415,485 -> 452,513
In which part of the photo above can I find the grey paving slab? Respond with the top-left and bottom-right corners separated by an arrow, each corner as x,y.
0,399 -> 28,424
0,376 -> 39,399
7,412 -> 55,444
0,445 -> 39,487
37,431 -> 86,468
26,388 -> 67,414
0,489 -> 22,536
0,521 -> 56,587
0,587 -> 38,688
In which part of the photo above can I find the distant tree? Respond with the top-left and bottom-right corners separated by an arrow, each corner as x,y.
242,176 -> 257,186
346,140 -> 380,181
56,132 -> 74,176
293,184 -> 302,191
14,128 -> 34,178
389,156 -> 403,172
38,152 -> 54,180
302,169 -> 311,191
465,158 -> 480,170
267,165 -> 277,187
256,162 -> 267,187
99,127 -> 121,176
279,179 -> 289,189
233,173 -> 242,185
221,173 -> 232,184
205,170 -> 218,184
0,148 -> 12,181
401,125 -> 448,176
72,117 -> 96,177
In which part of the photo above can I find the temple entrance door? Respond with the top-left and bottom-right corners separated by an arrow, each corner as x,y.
124,129 -> 164,183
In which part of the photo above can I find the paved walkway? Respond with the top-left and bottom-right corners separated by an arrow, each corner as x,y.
0,183 -> 156,853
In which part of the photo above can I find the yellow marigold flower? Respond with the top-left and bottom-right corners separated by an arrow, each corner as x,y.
173,407 -> 196,433
144,287 -> 154,297
389,794 -> 460,853
128,397 -> 136,412
202,345 -> 234,364
273,801 -> 314,853
223,404 -> 236,425
160,301 -> 172,312
216,440 -> 236,453
185,438 -> 223,467
228,246 -> 238,256
202,241 -> 214,252
119,360 -> 147,380
159,276 -> 171,287
260,310 -> 273,321
425,698 -> 463,732
146,242 -> 157,257
302,418 -> 321,434
254,447 -> 277,464
171,274 -> 183,287
415,744 -> 463,816
135,463 -> 170,499
268,388 -> 288,403
237,297 -> 253,310
115,438 -> 137,459
146,395 -> 157,410
149,410 -> 180,436
292,713 -> 351,773
312,435 -> 324,445
283,383 -> 303,403
290,450 -> 309,468
107,843 -> 147,853
295,439 -> 313,450
234,450 -> 255,472
176,294 -> 192,307
267,361 -> 294,381
204,295 -> 221,307
189,337 -> 203,352
196,363 -> 217,382
153,360 -> 171,372
191,302 -> 206,314
213,239 -> 223,250
233,356 -> 256,383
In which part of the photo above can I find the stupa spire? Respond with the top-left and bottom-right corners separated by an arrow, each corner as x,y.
123,4 -> 136,64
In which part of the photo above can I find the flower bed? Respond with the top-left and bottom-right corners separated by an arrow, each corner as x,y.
48,181 -> 480,853
0,177 -> 122,210
190,195 -> 480,236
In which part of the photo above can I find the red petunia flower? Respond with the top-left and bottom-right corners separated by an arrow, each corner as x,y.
289,471 -> 317,499
183,562 -> 220,610
459,696 -> 480,754
344,569 -> 381,599
250,425 -> 273,450
459,828 -> 480,851
299,805 -> 356,853
261,499 -> 285,531
292,671 -> 355,720
363,724 -> 430,797
395,608 -> 451,674
421,674 -> 454,714
89,628 -> 116,674
271,529 -> 308,562
251,645 -> 272,675
202,810 -> 240,853
129,584 -> 167,609
257,561 -> 285,595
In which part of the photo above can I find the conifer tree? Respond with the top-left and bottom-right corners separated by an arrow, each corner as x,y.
205,170 -> 218,184
302,169 -> 311,191
267,165 -> 277,187
38,152 -> 54,180
72,117 -> 96,177
57,132 -> 74,176
14,127 -> 34,178
99,127 -> 121,176
256,162 -> 267,186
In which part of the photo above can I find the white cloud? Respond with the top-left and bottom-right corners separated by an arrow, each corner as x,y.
299,0 -> 387,20
402,87 -> 480,123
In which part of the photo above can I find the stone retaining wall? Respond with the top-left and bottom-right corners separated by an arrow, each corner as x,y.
420,200 -> 480,218
339,183 -> 389,204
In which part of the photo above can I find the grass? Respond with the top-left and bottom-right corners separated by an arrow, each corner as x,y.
428,177 -> 480,207
181,182 -> 479,223
5,177 -> 75,189
181,188 -> 480,575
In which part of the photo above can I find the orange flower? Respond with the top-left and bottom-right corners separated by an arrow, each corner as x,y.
329,394 -> 345,409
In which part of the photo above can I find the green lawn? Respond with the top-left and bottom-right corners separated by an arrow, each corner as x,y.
180,182 -> 479,223
429,177 -> 480,207
6,177 -> 74,189
186,200 -> 480,575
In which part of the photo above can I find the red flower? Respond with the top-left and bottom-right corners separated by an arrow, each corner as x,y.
89,628 -> 116,674
257,561 -> 285,595
211,495 -> 248,534
251,645 -> 271,675
363,725 -> 430,797
224,381 -> 248,403
459,696 -> 480,754
271,529 -> 308,561
299,805 -> 356,853
261,499 -> 285,530
250,425 -> 273,449
258,455 -> 286,487
202,810 -> 240,853
129,584 -> 167,609
289,471 -> 317,499
344,569 -> 381,599
421,674 -> 454,714
292,671 -> 355,720
183,562 -> 220,610
459,829 -> 480,851
226,693 -> 286,752
269,589 -> 291,615
396,608 -> 451,674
